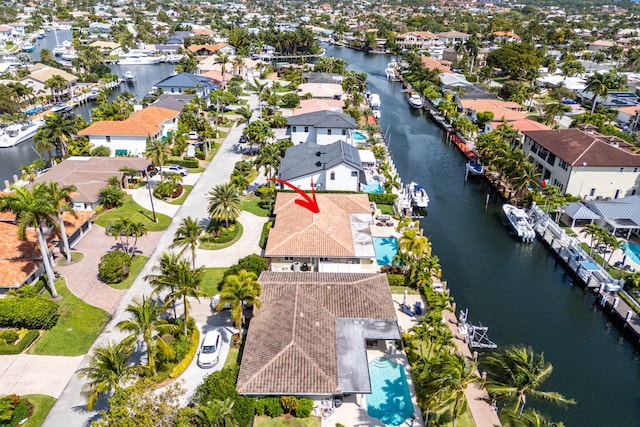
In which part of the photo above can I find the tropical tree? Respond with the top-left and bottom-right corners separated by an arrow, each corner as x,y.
78,340 -> 144,410
585,72 -> 610,115
207,182 -> 242,228
215,52 -> 231,82
195,398 -> 238,427
105,217 -> 147,259
117,295 -> 179,375
44,181 -> 77,262
542,102 -> 570,128
171,216 -> 204,269
581,223 -> 606,255
481,345 -> 575,415
44,74 -> 68,103
215,269 -> 262,335
144,138 -> 171,177
162,258 -> 206,336
34,112 -> 77,157
0,184 -> 59,297
146,251 -> 181,318
437,354 -> 478,427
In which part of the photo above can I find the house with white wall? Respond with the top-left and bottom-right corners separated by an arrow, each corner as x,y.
287,110 -> 357,145
78,106 -> 179,156
521,127 -> 640,199
153,72 -> 215,100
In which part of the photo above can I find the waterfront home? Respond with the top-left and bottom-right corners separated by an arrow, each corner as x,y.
292,99 -> 344,115
485,118 -> 551,134
21,64 -> 78,100
563,196 -> 640,237
420,56 -> 453,74
458,99 -> 527,123
153,72 -> 216,99
521,128 -> 640,199
0,25 -> 13,42
277,141 -> 365,192
297,82 -> 343,100
265,193 -> 378,273
616,105 -> 640,128
395,31 -> 438,51
88,40 -> 120,55
435,31 -> 471,45
237,272 -> 400,399
78,106 -> 179,156
287,110 -> 356,145
187,42 -> 236,57
32,156 -> 152,210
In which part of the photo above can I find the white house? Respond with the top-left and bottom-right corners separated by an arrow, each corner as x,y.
435,31 -> 470,45
277,141 -> 365,192
522,127 -> 640,199
287,110 -> 357,145
78,106 -> 179,156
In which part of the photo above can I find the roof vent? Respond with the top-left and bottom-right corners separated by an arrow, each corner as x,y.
316,151 -> 322,156
315,161 -> 322,167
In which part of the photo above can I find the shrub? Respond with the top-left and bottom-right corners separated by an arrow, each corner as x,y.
280,396 -> 298,413
254,399 -> 267,416
387,273 -> 406,287
165,157 -> 199,169
233,160 -> 253,177
0,297 -> 58,329
194,366 -> 254,427
223,254 -> 269,282
280,92 -> 300,108
153,181 -> 177,199
294,398 -> 314,418
169,328 -> 200,379
0,330 -> 40,355
0,329 -> 19,345
91,145 -> 111,156
259,220 -> 273,249
195,148 -> 205,160
264,397 -> 283,417
98,250 -> 131,284
368,193 -> 398,205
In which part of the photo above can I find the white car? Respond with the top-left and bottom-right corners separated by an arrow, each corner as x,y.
197,330 -> 222,369
162,164 -> 188,176
210,294 -> 231,310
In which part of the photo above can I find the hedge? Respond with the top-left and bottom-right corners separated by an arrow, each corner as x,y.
0,297 -> 59,329
294,398 -> 314,418
194,366 -> 255,427
0,330 -> 40,355
259,220 -> 273,249
169,328 -> 200,378
368,193 -> 398,205
98,250 -> 131,284
165,157 -> 199,169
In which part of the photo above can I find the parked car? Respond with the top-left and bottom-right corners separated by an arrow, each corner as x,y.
188,131 -> 198,140
162,164 -> 188,176
197,330 -> 222,369
210,294 -> 231,310
239,135 -> 249,144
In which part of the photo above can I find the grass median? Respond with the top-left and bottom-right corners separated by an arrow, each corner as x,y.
94,195 -> 171,232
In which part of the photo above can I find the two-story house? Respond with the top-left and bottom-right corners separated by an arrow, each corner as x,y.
287,110 -> 357,145
153,72 -> 216,100
435,31 -> 470,46
522,127 -> 640,199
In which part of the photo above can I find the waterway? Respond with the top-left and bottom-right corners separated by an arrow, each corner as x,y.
325,44 -> 640,426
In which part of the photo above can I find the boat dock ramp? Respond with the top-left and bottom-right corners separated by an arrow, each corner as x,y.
528,205 -> 640,345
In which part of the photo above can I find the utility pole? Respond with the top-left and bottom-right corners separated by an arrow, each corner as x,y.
145,170 -> 157,223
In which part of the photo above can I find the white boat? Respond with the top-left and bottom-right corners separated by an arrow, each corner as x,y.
369,93 -> 381,109
0,121 -> 44,148
465,160 -> 484,175
118,51 -> 162,65
124,71 -> 136,81
409,93 -> 423,108
60,48 -> 77,61
502,204 -> 536,243
409,182 -> 430,208
21,42 -> 35,53
163,53 -> 184,63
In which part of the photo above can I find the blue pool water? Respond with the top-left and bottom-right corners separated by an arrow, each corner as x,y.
363,181 -> 384,194
624,241 -> 640,264
353,130 -> 368,141
580,260 -> 599,271
367,357 -> 413,426
373,237 -> 398,266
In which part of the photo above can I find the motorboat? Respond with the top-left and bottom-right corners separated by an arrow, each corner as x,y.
465,160 -> 484,175
162,53 -> 184,63
60,48 -> 77,61
37,30 -> 45,39
124,70 -> 136,81
118,51 -> 163,65
50,104 -> 73,114
502,204 -> 536,243
21,42 -> 35,53
408,93 -> 423,108
385,60 -> 397,80
409,182 -> 430,208
0,121 -> 44,148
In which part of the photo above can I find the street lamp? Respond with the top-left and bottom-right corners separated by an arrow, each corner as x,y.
145,170 -> 158,223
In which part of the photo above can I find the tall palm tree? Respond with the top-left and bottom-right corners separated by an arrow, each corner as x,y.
215,52 -> 231,83
162,259 -> 206,336
207,182 -> 242,228
481,345 -> 575,415
0,184 -> 59,297
171,216 -> 204,269
44,74 -> 68,103
117,296 -> 179,375
78,340 -> 144,410
216,269 -> 262,335
438,354 -> 478,427
34,112 -> 77,157
44,181 -> 77,263
146,252 -> 181,318
144,138 -> 171,178
195,398 -> 238,427
502,408 -> 567,427
585,72 -> 610,114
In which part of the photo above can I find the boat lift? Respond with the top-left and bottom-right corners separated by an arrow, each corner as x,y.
459,309 -> 497,349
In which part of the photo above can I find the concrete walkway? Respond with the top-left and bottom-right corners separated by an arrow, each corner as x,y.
0,355 -> 84,398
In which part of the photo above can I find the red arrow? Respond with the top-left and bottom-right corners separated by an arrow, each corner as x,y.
268,177 -> 320,213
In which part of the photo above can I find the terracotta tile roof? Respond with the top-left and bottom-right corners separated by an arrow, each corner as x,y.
460,99 -> 527,121
26,64 -> 78,84
523,129 -> 640,167
265,193 -> 371,258
78,106 -> 178,137
292,99 -> 344,115
420,56 -> 453,73
237,272 -> 397,395
488,119 -> 551,132
617,106 -> 640,115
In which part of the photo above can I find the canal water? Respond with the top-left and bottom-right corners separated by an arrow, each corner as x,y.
325,44 -> 640,426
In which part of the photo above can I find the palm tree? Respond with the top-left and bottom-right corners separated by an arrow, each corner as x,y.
144,138 -> 171,178
207,182 -> 242,228
162,258 -> 206,336
585,72 -> 610,114
542,102 -> 570,128
78,340 -> 144,410
117,296 -> 179,375
216,269 -> 262,335
34,112 -> 77,158
438,354 -> 478,427
0,184 -> 59,297
44,182 -> 77,263
502,408 -> 567,427
44,74 -> 68,103
195,398 -> 238,427
581,223 -> 604,255
105,217 -> 147,259
171,216 -> 204,269
146,252 -> 181,318
481,345 -> 575,415
215,52 -> 231,83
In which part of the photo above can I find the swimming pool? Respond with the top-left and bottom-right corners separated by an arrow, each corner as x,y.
373,237 -> 398,266
353,130 -> 368,141
624,241 -> 640,265
363,181 -> 384,194
367,357 -> 413,426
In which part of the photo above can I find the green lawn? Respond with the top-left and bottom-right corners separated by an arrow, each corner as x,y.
57,251 -> 84,266
390,285 -> 421,295
254,416 -> 320,427
168,185 -> 193,205
110,256 -> 148,290
30,279 -> 109,356
200,222 -> 244,250
378,204 -> 395,215
224,346 -> 240,369
206,142 -> 222,161
240,194 -> 270,217
94,195 -> 172,232
201,267 -> 227,296
23,394 -> 56,427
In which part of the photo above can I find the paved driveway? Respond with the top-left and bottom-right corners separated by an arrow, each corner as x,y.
0,355 -> 84,398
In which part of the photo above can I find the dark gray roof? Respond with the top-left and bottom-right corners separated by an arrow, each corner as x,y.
154,72 -> 212,89
152,94 -> 194,112
302,72 -> 343,84
279,141 -> 363,181
287,110 -> 356,129
564,202 -> 601,220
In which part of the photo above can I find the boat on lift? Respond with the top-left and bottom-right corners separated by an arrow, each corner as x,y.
21,42 -> 35,53
465,160 -> 484,175
408,93 -> 423,108
409,182 -> 430,208
503,204 -> 536,243
124,70 -> 136,82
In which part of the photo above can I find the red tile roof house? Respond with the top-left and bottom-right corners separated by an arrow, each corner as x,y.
78,106 -> 179,156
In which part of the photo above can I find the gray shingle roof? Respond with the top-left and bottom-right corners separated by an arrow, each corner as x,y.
154,72 -> 212,88
279,141 -> 363,181
287,110 -> 357,129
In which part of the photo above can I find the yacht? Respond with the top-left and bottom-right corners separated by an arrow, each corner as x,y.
408,93 -> 423,108
409,182 -> 430,208
118,51 -> 162,65
0,121 -> 44,148
21,42 -> 35,53
503,204 -> 536,243
60,48 -> 77,61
